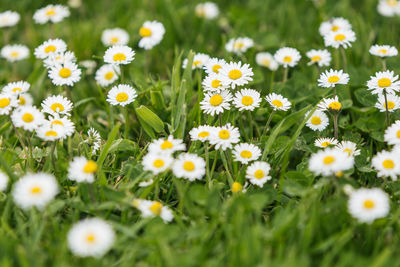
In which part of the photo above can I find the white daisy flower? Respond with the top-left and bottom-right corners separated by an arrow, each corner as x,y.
68,157 -> 98,183
2,81 -> 30,96
318,69 -> 349,88
0,93 -> 16,115
101,28 -> 129,46
41,95 -> 73,116
142,153 -> 174,175
209,123 -> 240,150
372,150 -> 400,180
324,29 -> 356,49
17,93 -> 33,107
305,110 -> 329,131
202,73 -> 229,92
11,106 -> 45,131
308,148 -> 354,176
0,171 -> 8,192
0,11 -> 20,28
219,61 -> 253,89
67,218 -> 115,258
48,61 -> 82,86
34,39 -> 67,59
233,88 -> 261,111
172,153 -> 206,181
274,47 -> 301,68
12,173 -> 59,210
37,124 -> 66,141
1,44 -> 29,62
43,51 -> 76,69
317,96 -> 342,112
80,60 -> 97,75
384,120 -> 400,145
246,161 -> 271,187
225,37 -> 254,55
319,17 -> 352,36
265,93 -> 292,111
95,64 -> 120,87
378,0 -> 400,17
148,135 -> 186,155
106,84 -> 137,106
104,45 -> 135,65
336,141 -> 360,157
138,21 -> 166,50
200,90 -> 232,116
232,143 -> 261,165
182,53 -> 210,70
46,115 -> 75,137
314,137 -> 338,148
255,52 -> 279,71
375,93 -> 400,112
84,128 -> 102,153
195,2 -> 219,19
33,4 -> 70,24
367,70 -> 400,95
189,125 -> 214,142
348,188 -> 390,223
133,199 -> 174,223
306,49 -> 332,67
369,44 -> 398,57
204,57 -> 226,74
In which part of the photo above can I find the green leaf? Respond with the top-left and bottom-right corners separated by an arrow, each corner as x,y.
135,105 -> 165,133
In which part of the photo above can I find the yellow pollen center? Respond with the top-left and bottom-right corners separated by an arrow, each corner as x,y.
198,131 -> 209,138
110,37 -> 119,44
228,69 -> 242,80
22,113 -> 34,123
0,98 -> 10,108
83,160 -> 98,173
331,25 -> 339,32
382,159 -> 395,169
45,9 -> 56,16
328,101 -> 341,110
183,161 -> 195,171
59,68 -> 71,78
104,72 -> 114,80
334,34 -> 346,41
12,87 -> 22,92
379,49 -> 387,54
241,96 -> 254,106
254,170 -> 264,179
211,79 -> 221,88
44,45 -> 56,53
115,92 -> 128,102
328,76 -> 340,83
18,97 -> 25,105
10,52 -> 18,57
311,116 -> 321,125
45,130 -> 58,137
387,0 -> 398,6
397,130 -> 400,138
262,59 -> 270,67
321,142 -> 331,147
153,159 -> 165,168
86,233 -> 96,243
51,120 -> 63,126
139,27 -> 152,37
50,103 -> 64,112
385,101 -> 395,110
212,64 -> 222,73
240,150 -> 252,158
31,186 -> 42,194
113,53 -> 126,62
218,130 -> 230,140
323,156 -> 335,164
232,182 -> 242,193
193,60 -> 201,66
150,202 -> 162,215
363,200 -> 375,209
272,99 -> 283,107
209,94 -> 223,106
378,78 -> 391,87
234,42 -> 244,49
160,140 -> 173,150
311,56 -> 321,62
343,148 -> 352,156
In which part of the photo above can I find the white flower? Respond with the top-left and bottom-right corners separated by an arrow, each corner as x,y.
200,90 -> 232,116
34,39 -> 67,59
225,37 -> 254,55
0,171 -> 9,191
319,17 -> 352,36
142,152 -> 174,175
12,173 -> 59,210
336,141 -> 360,157
43,51 -> 76,69
317,96 -> 342,112
106,84 -> 137,106
41,95 -> 73,116
84,128 -> 101,153
348,188 -> 389,223
305,110 -> 329,131
367,70 -> 400,95
209,123 -> 240,150
384,120 -> 400,145
11,106 -> 45,131
80,60 -> 97,75
314,137 -> 338,148
195,2 -> 219,19
172,153 -> 206,181
246,161 -> 271,187
306,49 -> 332,67
308,148 -> 354,176
0,11 -> 20,28
0,93 -> 16,115
138,21 -> 165,50
202,73 -> 229,92
101,28 -> 129,46
274,47 -> 301,68
233,88 -> 261,111
48,61 -> 82,86
46,115 -> 75,137
133,199 -> 174,223
219,61 -> 253,89
324,29 -> 356,49
232,143 -> 261,164
37,124 -> 66,141
103,45 -> 135,65
67,218 -> 115,258
204,57 -> 226,75
369,44 -> 398,57
255,52 -> 279,71
318,69 -> 349,88
375,93 -> 400,112
148,136 -> 186,155
33,4 -> 70,24
372,150 -> 400,180
95,64 -> 120,87
16,93 -> 33,107
68,157 -> 97,183
378,0 -> 400,17
189,125 -> 214,142
2,81 -> 30,96
265,93 -> 291,111
1,44 -> 29,62
182,53 -> 210,70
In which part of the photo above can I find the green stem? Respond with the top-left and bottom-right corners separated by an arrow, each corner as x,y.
262,110 -> 275,137
340,47 -> 347,72
50,141 -> 58,174
269,71 -> 275,94
282,67 -> 288,83
383,89 -> 390,126
205,142 -> 211,189
124,107 -> 129,139
333,113 -> 339,139
219,149 -> 233,185
382,58 -> 387,71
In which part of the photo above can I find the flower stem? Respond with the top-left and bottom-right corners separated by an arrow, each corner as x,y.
282,67 -> 288,83
383,89 -> 390,126
269,71 -> 275,93
382,58 -> 387,71
333,113 -> 339,139
124,107 -> 129,139
340,47 -> 347,72
262,110 -> 275,137
50,141 -> 58,174
204,142 -> 211,189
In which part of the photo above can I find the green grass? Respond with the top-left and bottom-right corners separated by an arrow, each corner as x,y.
1,0 -> 400,266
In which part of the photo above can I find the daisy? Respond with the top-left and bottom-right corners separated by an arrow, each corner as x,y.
231,182 -> 243,193
106,84 -> 137,106
182,53 -> 210,70
84,128 -> 102,153
232,143 -> 261,164
204,58 -> 226,75
336,141 -> 360,157
37,124 -> 66,141
317,96 -> 342,112
142,153 -> 174,175
233,89 -> 261,111
43,51 -> 77,69
34,39 -> 67,59
348,188 -> 390,223
95,64 -> 120,87
255,52 -> 279,71
306,49 -> 332,67
219,61 -> 253,89
67,218 -> 115,258
12,173 -> 59,210
200,90 -> 233,116
225,37 -> 254,55
324,29 -> 356,49
305,110 -> 329,131
189,125 -> 214,142
378,0 -> 400,17
148,136 -> 186,154
133,199 -> 174,223
246,161 -> 271,187
319,17 -> 352,36
41,95 -> 73,116
46,115 -> 75,137
48,61 -> 82,86
308,148 -> 354,176
11,106 -> 45,131
1,44 -> 29,62
17,93 -> 33,107
209,123 -> 240,150
318,69 -> 349,88
68,157 -> 98,183
367,70 -> 400,95
195,2 -> 219,19
369,44 -> 398,57
0,171 -> 8,192
202,73 -> 229,92
2,81 -> 30,96
274,47 -> 301,68
172,153 -> 206,181
104,45 -> 135,65
101,28 -> 129,46
375,94 -> 400,112
0,93 -> 16,115
33,4 -> 70,24
314,137 -> 338,148
0,11 -> 20,28
372,150 -> 400,180
384,120 -> 400,145
138,21 -> 166,50
80,60 -> 97,75
265,93 -> 292,111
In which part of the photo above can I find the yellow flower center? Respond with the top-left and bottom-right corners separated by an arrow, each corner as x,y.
10,52 -> 19,57
104,72 -> 114,80
139,27 -> 152,37
50,103 -> 64,112
328,75 -> 340,83
22,113 -> 34,123
283,56 -> 292,62
212,64 -> 222,73
311,56 -> 321,62
379,49 -> 387,54
110,37 -> 119,44
385,101 -> 395,110
113,53 -> 126,62
254,170 -> 264,179
198,131 -> 209,138
397,130 -> 400,138
382,159 -> 394,169
45,130 -> 58,137
387,0 -> 398,6
343,148 -> 353,156
240,150 -> 252,158
115,92 -> 129,102
211,79 -> 221,88
149,201 -> 162,215
51,120 -> 63,126
193,60 -> 201,66
183,161 -> 195,171
160,140 -> 173,150
363,200 -> 375,209
262,59 -> 270,67
377,78 -> 391,87
228,69 -> 242,80
59,68 -> 72,78
45,9 -> 56,16
331,25 -> 339,32
83,160 -> 98,173
321,142 -> 331,147
234,42 -> 244,49
323,156 -> 335,165
18,96 -> 25,105
328,101 -> 341,110
12,87 -> 22,92
153,159 -> 165,168
334,34 -> 346,41
231,182 -> 242,193
241,96 -> 254,106
209,94 -> 223,106
272,99 -> 283,107
311,116 -> 321,125
0,98 -> 10,108
86,233 -> 96,243
44,45 -> 56,53
218,130 -> 230,140
31,186 -> 42,194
